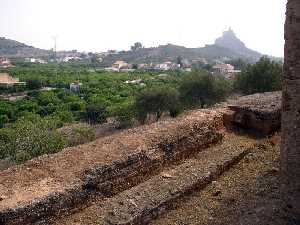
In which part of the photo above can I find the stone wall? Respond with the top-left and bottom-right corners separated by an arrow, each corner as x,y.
281,0 -> 300,216
0,110 -> 223,225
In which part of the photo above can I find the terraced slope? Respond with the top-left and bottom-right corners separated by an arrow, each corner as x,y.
39,132 -> 256,225
0,110 -> 223,225
0,92 -> 283,225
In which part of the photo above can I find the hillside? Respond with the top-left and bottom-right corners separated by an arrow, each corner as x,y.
0,29 -> 263,63
0,37 -> 50,58
101,43 -> 246,66
101,29 -> 263,65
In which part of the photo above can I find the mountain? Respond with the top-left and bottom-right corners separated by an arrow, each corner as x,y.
101,43 -> 247,66
214,28 -> 262,60
0,29 -> 263,63
0,37 -> 50,58
102,29 -> 262,65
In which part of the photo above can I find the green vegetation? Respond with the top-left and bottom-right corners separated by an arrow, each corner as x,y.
0,117 -> 66,163
179,70 -> 232,108
234,57 -> 282,94
0,57 -> 282,164
134,87 -> 181,123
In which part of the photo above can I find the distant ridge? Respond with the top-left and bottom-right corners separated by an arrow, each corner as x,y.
0,29 -> 263,62
0,37 -> 50,58
102,29 -> 263,65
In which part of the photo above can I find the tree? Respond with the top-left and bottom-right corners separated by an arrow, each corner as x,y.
114,104 -> 135,129
84,104 -> 107,124
26,79 -> 43,90
134,87 -> 181,123
176,56 -> 183,68
179,70 -> 230,108
0,115 -> 9,128
234,57 -> 282,94
131,42 -> 143,52
281,0 -> 300,216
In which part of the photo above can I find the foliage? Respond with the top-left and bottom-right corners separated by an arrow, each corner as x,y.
0,118 -> 66,163
134,87 -> 181,122
131,42 -> 143,51
179,70 -> 231,108
84,104 -> 107,124
114,104 -> 136,129
0,62 -> 232,163
27,79 -> 43,90
234,57 -> 282,94
59,124 -> 96,147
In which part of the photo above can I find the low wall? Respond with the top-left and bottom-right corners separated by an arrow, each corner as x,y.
0,110 -> 223,225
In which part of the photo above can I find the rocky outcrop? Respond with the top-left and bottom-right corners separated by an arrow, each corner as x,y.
215,28 -> 262,60
225,92 -> 281,135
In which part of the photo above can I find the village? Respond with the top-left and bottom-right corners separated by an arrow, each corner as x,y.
0,55 -> 241,92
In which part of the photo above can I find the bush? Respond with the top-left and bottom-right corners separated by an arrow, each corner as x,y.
134,87 -> 181,123
179,70 -> 231,108
59,123 -> 96,146
234,57 -> 282,94
84,104 -> 107,124
114,104 -> 136,129
26,79 -> 43,90
0,118 -> 67,163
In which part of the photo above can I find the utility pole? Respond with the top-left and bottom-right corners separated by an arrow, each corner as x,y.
52,36 -> 58,60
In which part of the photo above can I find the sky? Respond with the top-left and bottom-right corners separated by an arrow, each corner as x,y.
0,0 -> 287,57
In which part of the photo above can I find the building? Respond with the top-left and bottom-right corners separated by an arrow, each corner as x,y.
62,56 -> 81,62
0,57 -> 13,68
155,61 -> 180,71
112,61 -> 131,70
70,81 -> 82,93
0,73 -> 26,87
25,58 -> 47,64
212,63 -> 241,79
212,63 -> 235,74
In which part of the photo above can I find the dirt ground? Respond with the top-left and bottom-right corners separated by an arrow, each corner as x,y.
42,131 -> 253,225
151,133 -> 298,225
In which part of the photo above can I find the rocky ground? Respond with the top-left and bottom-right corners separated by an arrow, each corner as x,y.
151,132 -> 293,225
35,130 -> 294,225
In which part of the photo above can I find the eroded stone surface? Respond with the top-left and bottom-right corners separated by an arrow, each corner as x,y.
227,91 -> 281,135
282,0 -> 300,216
100,134 -> 253,225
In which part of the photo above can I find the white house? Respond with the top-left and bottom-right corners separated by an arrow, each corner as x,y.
70,81 -> 82,92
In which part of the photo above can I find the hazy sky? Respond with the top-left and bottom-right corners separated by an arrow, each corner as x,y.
0,0 -> 287,57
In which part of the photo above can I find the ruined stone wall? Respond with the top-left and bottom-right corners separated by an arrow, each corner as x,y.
225,92 -> 281,135
282,0 -> 300,215
0,110 -> 223,225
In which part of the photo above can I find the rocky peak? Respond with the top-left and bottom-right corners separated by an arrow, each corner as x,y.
215,28 -> 246,52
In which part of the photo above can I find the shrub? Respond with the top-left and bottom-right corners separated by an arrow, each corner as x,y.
84,104 -> 107,124
0,118 -> 67,163
59,123 -> 96,146
234,57 -> 282,94
114,104 -> 136,129
179,70 -> 231,108
134,87 -> 181,123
